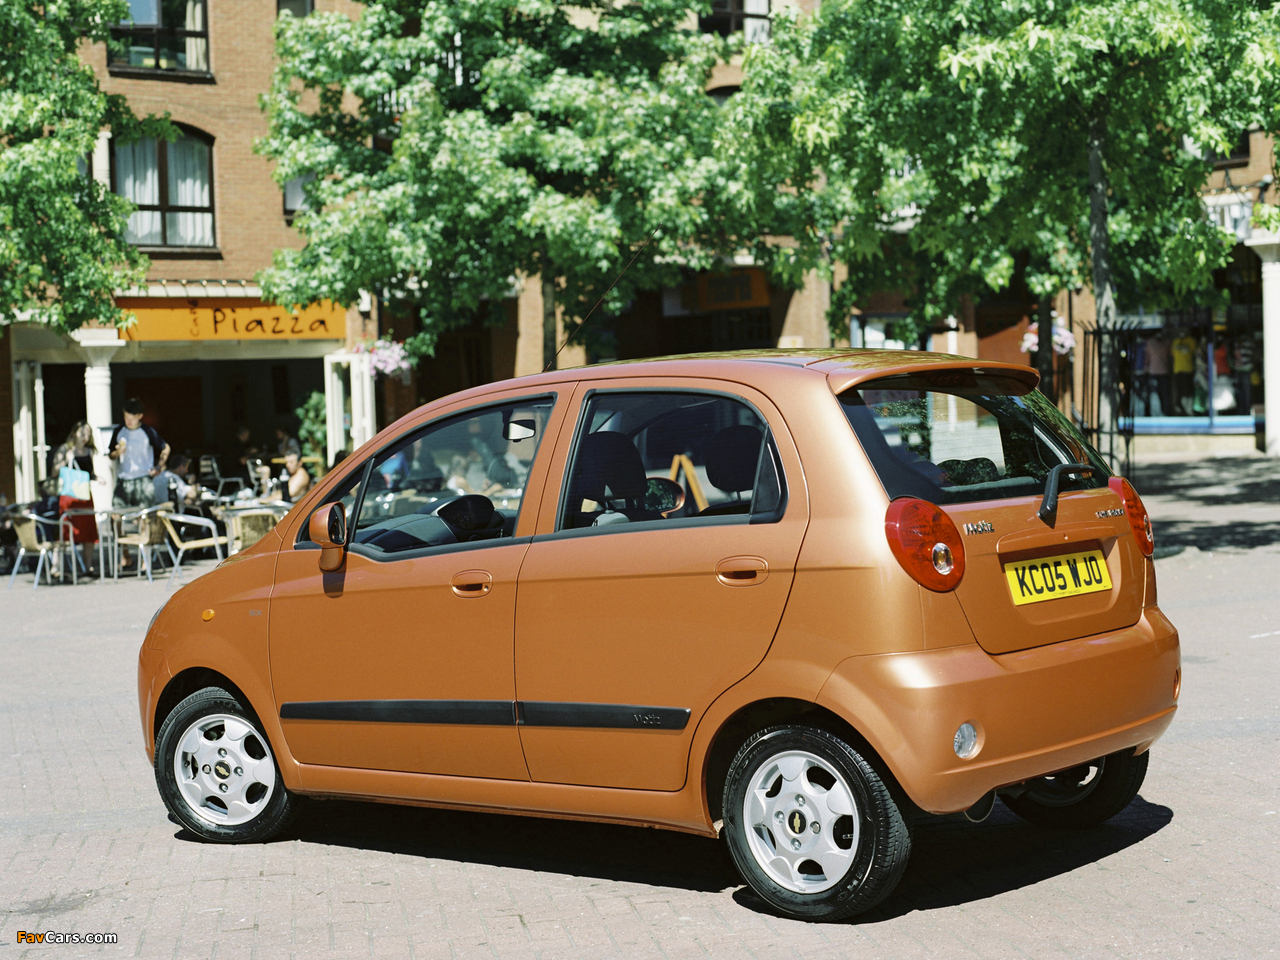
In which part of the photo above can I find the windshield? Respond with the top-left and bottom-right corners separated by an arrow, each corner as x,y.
840,372 -> 1110,505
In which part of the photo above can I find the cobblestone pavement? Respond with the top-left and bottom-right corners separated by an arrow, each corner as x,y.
2,472 -> 1277,959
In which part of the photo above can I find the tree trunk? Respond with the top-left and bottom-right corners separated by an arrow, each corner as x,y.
1037,294 -> 1056,403
1088,115 -> 1119,468
541,272 -> 557,371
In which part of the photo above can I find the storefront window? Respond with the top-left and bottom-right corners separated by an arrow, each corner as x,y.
1126,247 -> 1264,424
112,129 -> 215,248
108,0 -> 210,75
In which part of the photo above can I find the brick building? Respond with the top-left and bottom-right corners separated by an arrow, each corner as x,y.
5,0 -> 836,502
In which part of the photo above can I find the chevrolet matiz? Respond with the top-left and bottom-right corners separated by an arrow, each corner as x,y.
138,350 -> 1179,921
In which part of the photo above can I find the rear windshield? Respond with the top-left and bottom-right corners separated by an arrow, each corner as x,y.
840,372 -> 1110,505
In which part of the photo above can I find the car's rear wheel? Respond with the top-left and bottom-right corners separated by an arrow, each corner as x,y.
1002,748 -> 1148,829
155,686 -> 298,843
722,725 -> 912,921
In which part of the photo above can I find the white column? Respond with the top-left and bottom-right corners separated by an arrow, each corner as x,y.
1245,232 -> 1280,456
32,363 -> 47,482
347,354 -> 376,451
323,353 -> 348,467
13,362 -> 36,502
72,330 -> 124,496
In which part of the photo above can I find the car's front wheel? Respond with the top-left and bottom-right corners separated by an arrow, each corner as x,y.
722,725 -> 912,921
1001,748 -> 1148,829
155,686 -> 298,843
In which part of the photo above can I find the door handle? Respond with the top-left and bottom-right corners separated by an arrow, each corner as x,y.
450,570 -> 492,598
715,556 -> 768,587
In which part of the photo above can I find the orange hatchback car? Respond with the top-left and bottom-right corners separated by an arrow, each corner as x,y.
138,350 -> 1179,920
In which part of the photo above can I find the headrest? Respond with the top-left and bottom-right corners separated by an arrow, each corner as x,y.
574,431 -> 649,501
705,425 -> 763,494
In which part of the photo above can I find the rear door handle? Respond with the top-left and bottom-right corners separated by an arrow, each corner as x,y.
450,570 -> 492,598
715,556 -> 768,586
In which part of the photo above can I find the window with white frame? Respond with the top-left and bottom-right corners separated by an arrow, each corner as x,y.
700,0 -> 770,43
109,0 -> 210,75
112,129 -> 215,248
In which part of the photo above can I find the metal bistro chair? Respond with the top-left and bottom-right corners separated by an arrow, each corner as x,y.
7,513 -> 71,590
160,512 -> 228,588
225,509 -> 280,555
198,455 -> 245,498
114,505 -> 176,584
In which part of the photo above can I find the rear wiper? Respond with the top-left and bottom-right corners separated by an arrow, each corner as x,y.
1038,463 -> 1094,526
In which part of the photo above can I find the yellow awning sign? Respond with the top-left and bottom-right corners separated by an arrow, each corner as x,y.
117,298 -> 346,341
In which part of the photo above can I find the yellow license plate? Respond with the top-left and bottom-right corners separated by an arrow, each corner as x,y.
1004,549 -> 1112,606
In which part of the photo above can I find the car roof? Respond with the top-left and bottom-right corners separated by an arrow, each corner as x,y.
454,348 -> 1040,398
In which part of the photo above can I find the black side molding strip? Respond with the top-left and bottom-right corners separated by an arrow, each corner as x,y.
280,699 -> 516,726
519,701 -> 690,730
280,699 -> 690,731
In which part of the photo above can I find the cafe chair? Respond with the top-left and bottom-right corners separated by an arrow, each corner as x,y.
7,514 -> 70,591
225,509 -> 279,555
114,505 -> 176,584
160,512 -> 228,589
198,456 -> 244,498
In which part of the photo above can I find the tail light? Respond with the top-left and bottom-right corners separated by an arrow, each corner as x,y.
885,498 -> 965,591
1109,477 -> 1154,557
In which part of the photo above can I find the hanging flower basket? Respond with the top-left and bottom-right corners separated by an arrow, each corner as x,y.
356,337 -> 413,378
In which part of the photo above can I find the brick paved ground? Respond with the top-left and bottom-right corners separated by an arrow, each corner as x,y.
2,465 -> 1277,959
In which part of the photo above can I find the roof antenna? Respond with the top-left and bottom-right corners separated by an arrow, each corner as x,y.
543,225 -> 662,373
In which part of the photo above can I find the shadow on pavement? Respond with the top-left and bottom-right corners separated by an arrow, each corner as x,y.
1153,519 -> 1280,551
1134,457 -> 1280,506
288,798 -> 737,893
851,796 -> 1171,922
178,793 -> 1171,909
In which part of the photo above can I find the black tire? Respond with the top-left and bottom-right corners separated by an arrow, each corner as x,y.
722,725 -> 912,921
1002,748 -> 1148,829
155,686 -> 299,843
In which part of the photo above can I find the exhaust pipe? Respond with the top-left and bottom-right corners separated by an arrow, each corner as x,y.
963,790 -> 996,823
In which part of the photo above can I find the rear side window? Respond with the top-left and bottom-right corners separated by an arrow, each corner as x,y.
558,391 -> 785,531
841,372 -> 1110,505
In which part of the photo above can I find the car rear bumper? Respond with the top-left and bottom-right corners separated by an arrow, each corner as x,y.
816,604 -> 1180,814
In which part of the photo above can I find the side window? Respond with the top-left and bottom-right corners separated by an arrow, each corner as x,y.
299,398 -> 554,557
559,391 -> 783,531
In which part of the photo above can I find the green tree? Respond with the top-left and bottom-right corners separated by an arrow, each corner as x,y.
730,0 -> 1280,349
1,0 -> 173,332
257,0 -> 743,362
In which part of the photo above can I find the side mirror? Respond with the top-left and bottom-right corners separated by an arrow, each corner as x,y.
504,419 -> 537,441
644,477 -> 686,516
308,503 -> 347,572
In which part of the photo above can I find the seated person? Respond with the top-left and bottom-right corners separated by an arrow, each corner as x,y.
274,451 -> 313,503
152,454 -> 201,508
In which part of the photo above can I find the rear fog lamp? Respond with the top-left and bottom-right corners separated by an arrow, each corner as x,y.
953,722 -> 980,760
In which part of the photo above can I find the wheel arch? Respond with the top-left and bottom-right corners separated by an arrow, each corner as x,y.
702,697 -> 912,823
153,667 -> 260,750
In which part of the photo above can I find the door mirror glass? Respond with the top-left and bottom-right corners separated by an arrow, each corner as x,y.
504,419 -> 537,441
643,477 -> 686,516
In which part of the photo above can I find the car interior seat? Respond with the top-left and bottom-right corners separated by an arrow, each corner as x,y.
568,432 -> 661,528
699,425 -> 763,516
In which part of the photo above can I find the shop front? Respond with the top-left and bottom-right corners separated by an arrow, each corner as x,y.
9,288 -> 371,503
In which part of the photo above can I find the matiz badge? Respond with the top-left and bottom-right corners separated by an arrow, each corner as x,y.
963,521 -> 994,535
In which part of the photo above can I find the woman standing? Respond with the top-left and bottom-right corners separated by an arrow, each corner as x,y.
53,421 -> 99,574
